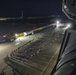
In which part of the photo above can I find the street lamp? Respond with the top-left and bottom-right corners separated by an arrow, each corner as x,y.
56,21 -> 60,24
56,20 -> 60,27
67,24 -> 71,28
64,23 -> 71,29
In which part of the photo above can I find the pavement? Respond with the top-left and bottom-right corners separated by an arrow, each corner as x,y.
0,24 -> 65,75
0,32 -> 44,75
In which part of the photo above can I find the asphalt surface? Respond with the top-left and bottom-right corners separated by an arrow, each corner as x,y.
0,32 -> 44,75
0,25 -> 65,75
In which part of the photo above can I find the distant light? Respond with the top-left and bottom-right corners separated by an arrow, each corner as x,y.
67,24 -> 71,28
56,21 -> 60,24
23,32 -> 27,36
64,23 -> 71,29
64,5 -> 67,9
3,35 -> 6,37
15,33 -> 18,37
56,20 -> 60,27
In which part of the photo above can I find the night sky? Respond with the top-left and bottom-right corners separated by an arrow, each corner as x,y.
0,0 -> 64,17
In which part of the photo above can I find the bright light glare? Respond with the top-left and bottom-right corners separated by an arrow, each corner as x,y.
56,20 -> 60,27
3,35 -> 6,37
56,21 -> 60,24
67,24 -> 71,28
64,24 -> 71,29
64,5 -> 67,9
23,32 -> 27,36
15,33 -> 18,37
